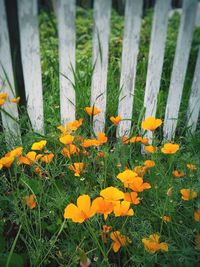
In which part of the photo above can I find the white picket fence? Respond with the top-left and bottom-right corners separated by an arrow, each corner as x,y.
0,0 -> 200,145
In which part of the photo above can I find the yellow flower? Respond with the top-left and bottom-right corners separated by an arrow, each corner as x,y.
110,115 -> 122,125
11,97 -> 20,104
134,165 -> 147,177
0,155 -> 15,168
85,106 -> 101,116
100,187 -> 124,202
117,169 -> 139,187
186,164 -> 197,171
68,162 -> 85,176
121,136 -> 129,144
0,92 -> 8,106
59,134 -> 74,145
142,234 -> 168,254
180,189 -> 197,201
81,139 -> 99,148
64,195 -> 96,223
194,209 -> 200,222
161,143 -> 179,154
144,145 -> 157,154
172,170 -> 185,178
141,117 -> 162,131
97,132 -> 107,145
113,201 -> 134,217
110,231 -> 131,253
31,140 -> 47,151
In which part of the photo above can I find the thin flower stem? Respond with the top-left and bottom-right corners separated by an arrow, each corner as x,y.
6,225 -> 22,267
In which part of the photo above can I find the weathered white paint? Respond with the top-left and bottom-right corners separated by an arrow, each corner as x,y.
0,0 -> 21,147
91,0 -> 111,134
57,0 -> 76,125
117,0 -> 143,137
186,46 -> 200,133
143,0 -> 171,142
17,0 -> 44,133
163,0 -> 198,140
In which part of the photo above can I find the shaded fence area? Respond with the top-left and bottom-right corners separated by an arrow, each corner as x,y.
0,0 -> 200,148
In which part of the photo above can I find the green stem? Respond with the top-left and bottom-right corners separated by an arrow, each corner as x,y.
6,225 -> 22,267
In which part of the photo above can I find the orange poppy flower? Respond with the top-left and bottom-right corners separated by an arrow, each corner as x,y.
110,115 -> 122,125
11,97 -> 20,104
129,136 -> 142,143
180,189 -> 197,201
141,117 -> 162,131
81,139 -> 99,148
85,106 -> 101,116
124,192 -> 140,205
161,143 -> 179,154
144,160 -> 155,168
68,162 -> 85,176
129,177 -> 151,192
141,138 -> 149,144
40,153 -> 54,163
194,209 -> 200,222
58,118 -> 83,135
172,170 -> 185,178
31,140 -> 47,151
0,155 -> 15,168
117,170 -> 139,187
92,197 -> 113,220
97,151 -> 105,158
18,151 -> 37,165
110,231 -> 131,253
64,194 -> 96,223
142,234 -> 168,254
5,147 -> 23,158
59,134 -> 74,145
97,132 -> 108,145
100,187 -> 124,202
113,201 -> 134,217
102,225 -> 111,243
24,194 -> 36,209
144,145 -> 157,153
62,144 -> 79,158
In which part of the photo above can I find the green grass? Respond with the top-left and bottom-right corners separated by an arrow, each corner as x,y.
0,6 -> 200,267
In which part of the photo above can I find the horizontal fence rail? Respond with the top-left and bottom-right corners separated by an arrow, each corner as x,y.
0,0 -> 200,147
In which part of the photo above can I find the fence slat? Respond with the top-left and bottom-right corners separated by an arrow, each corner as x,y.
163,0 -> 198,140
143,0 -> 171,142
17,0 -> 44,134
117,0 -> 143,137
91,0 -> 111,134
57,0 -> 76,125
186,46 -> 200,133
0,0 -> 21,147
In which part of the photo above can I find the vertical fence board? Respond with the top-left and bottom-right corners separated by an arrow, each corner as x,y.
91,0 -> 111,134
57,0 -> 76,125
17,0 -> 44,133
143,0 -> 171,142
0,0 -> 21,146
186,47 -> 200,133
163,0 -> 198,140
117,0 -> 143,137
